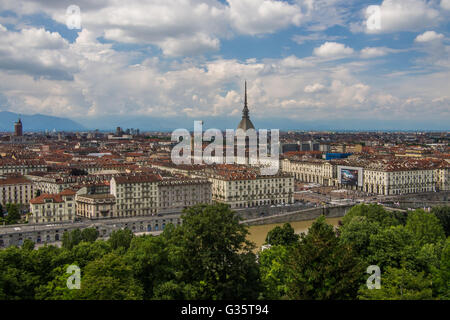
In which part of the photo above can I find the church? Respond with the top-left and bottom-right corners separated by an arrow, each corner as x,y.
237,81 -> 255,132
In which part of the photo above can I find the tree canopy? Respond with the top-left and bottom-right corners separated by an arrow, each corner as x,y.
0,203 -> 448,300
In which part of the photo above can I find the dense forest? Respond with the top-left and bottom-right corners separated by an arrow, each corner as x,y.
0,203 -> 448,300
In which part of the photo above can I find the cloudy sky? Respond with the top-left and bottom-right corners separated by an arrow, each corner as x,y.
0,0 -> 449,130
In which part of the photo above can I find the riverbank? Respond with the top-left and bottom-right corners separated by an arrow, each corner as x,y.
247,217 -> 342,249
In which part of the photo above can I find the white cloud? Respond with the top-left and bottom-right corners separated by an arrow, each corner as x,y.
0,1 -> 449,124
313,42 -> 354,58
0,25 -> 78,80
0,0 -> 307,56
415,31 -> 445,42
360,47 -> 388,59
304,83 -> 326,93
157,33 -> 220,56
228,0 -> 302,35
292,32 -> 344,44
441,0 -> 450,10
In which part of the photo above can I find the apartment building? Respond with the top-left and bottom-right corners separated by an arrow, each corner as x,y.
363,168 -> 435,195
27,172 -> 114,194
76,194 -> 116,219
205,165 -> 294,208
29,189 -> 76,224
0,175 -> 34,206
281,158 -> 333,186
435,166 -> 449,191
158,179 -> 212,213
0,159 -> 47,175
283,157 -> 447,196
110,174 -> 162,217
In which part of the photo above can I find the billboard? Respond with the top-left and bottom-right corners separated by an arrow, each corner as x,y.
338,166 -> 363,187
341,169 -> 358,186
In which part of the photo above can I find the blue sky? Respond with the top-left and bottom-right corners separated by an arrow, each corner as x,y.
0,0 -> 449,130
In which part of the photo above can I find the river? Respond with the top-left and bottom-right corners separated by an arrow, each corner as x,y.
246,217 -> 343,249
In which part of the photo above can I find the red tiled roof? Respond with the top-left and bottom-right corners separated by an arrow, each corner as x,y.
30,194 -> 64,204
0,176 -> 32,185
113,174 -> 163,184
59,189 -> 77,196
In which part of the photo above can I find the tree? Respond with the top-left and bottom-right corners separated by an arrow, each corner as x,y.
259,245 -> 290,299
358,266 -> 433,300
30,245 -> 65,286
431,206 -> 450,237
339,216 -> 382,259
108,229 -> 134,251
71,253 -> 143,300
432,237 -> 450,299
62,229 -> 83,250
22,239 -> 35,251
286,215 -> 364,300
125,235 -> 171,299
342,204 -> 402,227
265,223 -> 299,246
405,209 -> 445,246
35,265 -> 76,300
367,225 -> 419,270
0,246 -> 39,299
68,240 -> 112,268
158,203 -> 261,300
81,228 -> 99,243
5,203 -> 21,225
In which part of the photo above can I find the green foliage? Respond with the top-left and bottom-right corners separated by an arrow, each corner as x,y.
22,239 -> 35,251
0,202 -> 448,300
62,229 -> 83,250
0,246 -> 38,299
405,209 -> 445,246
367,225 -> 418,270
81,228 -> 99,243
286,216 -> 364,300
259,245 -> 290,299
72,253 -> 144,300
431,206 -> 450,237
108,229 -> 134,251
34,265 -> 76,300
339,216 -> 382,259
125,235 -> 171,299
432,237 -> 450,299
68,240 -> 112,268
5,203 -> 21,224
159,203 -> 262,300
358,266 -> 434,300
265,223 -> 299,246
342,204 -> 402,227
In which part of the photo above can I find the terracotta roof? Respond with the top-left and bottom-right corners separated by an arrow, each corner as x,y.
113,174 -> 163,184
59,189 -> 77,196
30,194 -> 64,204
0,176 -> 32,185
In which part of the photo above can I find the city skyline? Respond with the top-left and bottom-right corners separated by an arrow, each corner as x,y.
0,1 -> 449,130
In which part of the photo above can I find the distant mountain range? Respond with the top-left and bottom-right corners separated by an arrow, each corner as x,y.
0,110 -> 447,132
77,115 -> 450,132
0,111 -> 85,132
